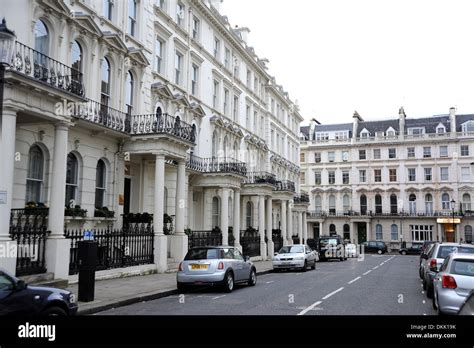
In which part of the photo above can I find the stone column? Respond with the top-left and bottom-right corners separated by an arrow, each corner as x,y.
259,195 -> 267,258
0,108 -> 18,274
266,197 -> 273,258
281,200 -> 288,246
170,160 -> 188,261
303,213 -> 308,243
288,202 -> 293,245
46,122 -> 71,279
203,189 -> 212,230
154,154 -> 167,272
221,188 -> 230,246
437,223 -> 443,242
298,212 -> 303,243
233,189 -> 241,251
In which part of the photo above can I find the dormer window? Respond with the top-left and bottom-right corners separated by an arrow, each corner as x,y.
436,123 -> 446,134
360,128 -> 370,139
386,127 -> 396,138
461,120 -> 474,133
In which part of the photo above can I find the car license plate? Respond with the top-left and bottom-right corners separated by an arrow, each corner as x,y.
191,264 -> 209,270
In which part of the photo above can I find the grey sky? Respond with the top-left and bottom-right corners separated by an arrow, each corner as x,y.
221,0 -> 474,125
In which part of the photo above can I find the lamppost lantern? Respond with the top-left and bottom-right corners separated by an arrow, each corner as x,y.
0,18 -> 16,67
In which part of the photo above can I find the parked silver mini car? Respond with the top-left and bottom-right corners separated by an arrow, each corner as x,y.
177,247 -> 257,293
273,244 -> 318,272
432,253 -> 474,315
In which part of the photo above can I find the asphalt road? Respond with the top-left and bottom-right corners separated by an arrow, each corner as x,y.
99,254 -> 436,315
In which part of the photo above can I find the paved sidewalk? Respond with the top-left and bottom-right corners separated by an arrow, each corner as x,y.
68,260 -> 273,315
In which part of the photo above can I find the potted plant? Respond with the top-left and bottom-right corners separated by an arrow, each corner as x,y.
65,205 -> 87,218
94,207 -> 115,218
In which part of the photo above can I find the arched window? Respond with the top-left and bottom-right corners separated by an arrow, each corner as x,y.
95,160 -> 107,208
212,197 -> 220,228
329,224 -> 336,235
71,41 -> 82,73
391,224 -> 398,241
441,193 -> 450,210
343,224 -> 350,241
465,225 -> 473,243
343,194 -> 350,213
329,195 -> 336,214
376,224 -> 383,241
26,145 -> 45,203
223,136 -> 229,159
125,71 -> 134,115
66,153 -> 79,206
375,194 -> 382,214
409,194 -> 417,215
101,58 -> 111,107
233,141 -> 239,159
315,195 -> 322,213
360,195 -> 367,215
212,131 -> 218,158
425,194 -> 433,215
462,193 -> 471,211
246,201 -> 253,228
390,194 -> 398,214
34,20 -> 49,55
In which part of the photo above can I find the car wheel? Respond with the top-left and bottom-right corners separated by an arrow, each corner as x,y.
248,268 -> 257,286
311,261 -> 316,270
426,284 -> 434,299
223,272 -> 234,293
432,290 -> 438,310
419,267 -> 424,279
177,282 -> 188,293
302,261 -> 307,272
42,306 -> 67,316
377,250 -> 382,255
422,278 -> 427,291
401,251 -> 407,255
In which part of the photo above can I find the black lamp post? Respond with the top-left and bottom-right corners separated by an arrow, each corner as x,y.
0,18 -> 16,136
451,199 -> 456,242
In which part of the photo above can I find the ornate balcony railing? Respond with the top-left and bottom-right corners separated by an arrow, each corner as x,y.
294,193 -> 310,204
10,41 -> 84,97
186,155 -> 247,176
129,113 -> 196,143
244,172 -> 277,185
71,99 -> 130,133
308,210 -> 471,218
275,180 -> 296,193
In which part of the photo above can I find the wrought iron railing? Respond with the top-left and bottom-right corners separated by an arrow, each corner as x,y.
188,231 -> 222,249
240,230 -> 260,257
275,180 -> 296,193
65,227 -> 154,275
294,193 -> 310,204
9,208 -> 50,276
308,210 -> 470,218
186,155 -> 247,176
129,113 -> 196,143
244,172 -> 277,185
10,41 -> 84,97
71,99 -> 130,133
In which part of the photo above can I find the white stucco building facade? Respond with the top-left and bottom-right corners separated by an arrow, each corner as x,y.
300,108 -> 474,249
0,0 -> 307,280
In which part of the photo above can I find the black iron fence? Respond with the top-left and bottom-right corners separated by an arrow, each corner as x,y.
240,230 -> 260,258
65,227 -> 154,276
275,180 -> 296,192
188,231 -> 222,249
9,208 -> 49,276
10,41 -> 84,97
187,155 -> 247,176
292,236 -> 301,245
309,210 -> 471,218
70,99 -> 130,133
129,113 -> 196,143
294,193 -> 310,204
272,229 -> 284,253
244,172 -> 277,185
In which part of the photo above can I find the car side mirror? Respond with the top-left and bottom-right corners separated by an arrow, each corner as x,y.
422,254 -> 429,260
16,280 -> 27,291
245,256 -> 250,262
274,252 -> 279,256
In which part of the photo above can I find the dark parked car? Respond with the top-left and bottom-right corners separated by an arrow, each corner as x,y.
399,243 -> 423,255
318,235 -> 346,261
362,241 -> 388,254
0,269 -> 78,316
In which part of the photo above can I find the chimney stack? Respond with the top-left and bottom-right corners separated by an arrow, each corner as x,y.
208,0 -> 223,12
235,26 -> 251,44
399,107 -> 406,140
450,107 -> 457,135
352,111 -> 362,144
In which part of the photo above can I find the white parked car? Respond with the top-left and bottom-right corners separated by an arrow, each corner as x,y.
273,245 -> 318,272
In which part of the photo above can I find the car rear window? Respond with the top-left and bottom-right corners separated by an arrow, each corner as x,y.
437,246 -> 474,259
319,239 -> 338,247
185,248 -> 221,260
279,246 -> 304,254
451,259 -> 474,277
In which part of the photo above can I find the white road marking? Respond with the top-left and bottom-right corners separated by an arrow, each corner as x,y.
373,266 -> 379,270
266,281 -> 275,284
363,270 -> 372,275
322,287 -> 344,300
297,301 -> 322,316
212,295 -> 226,300
348,276 -> 361,285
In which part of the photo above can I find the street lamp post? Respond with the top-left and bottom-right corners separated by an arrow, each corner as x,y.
0,18 -> 16,140
451,199 -> 456,242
